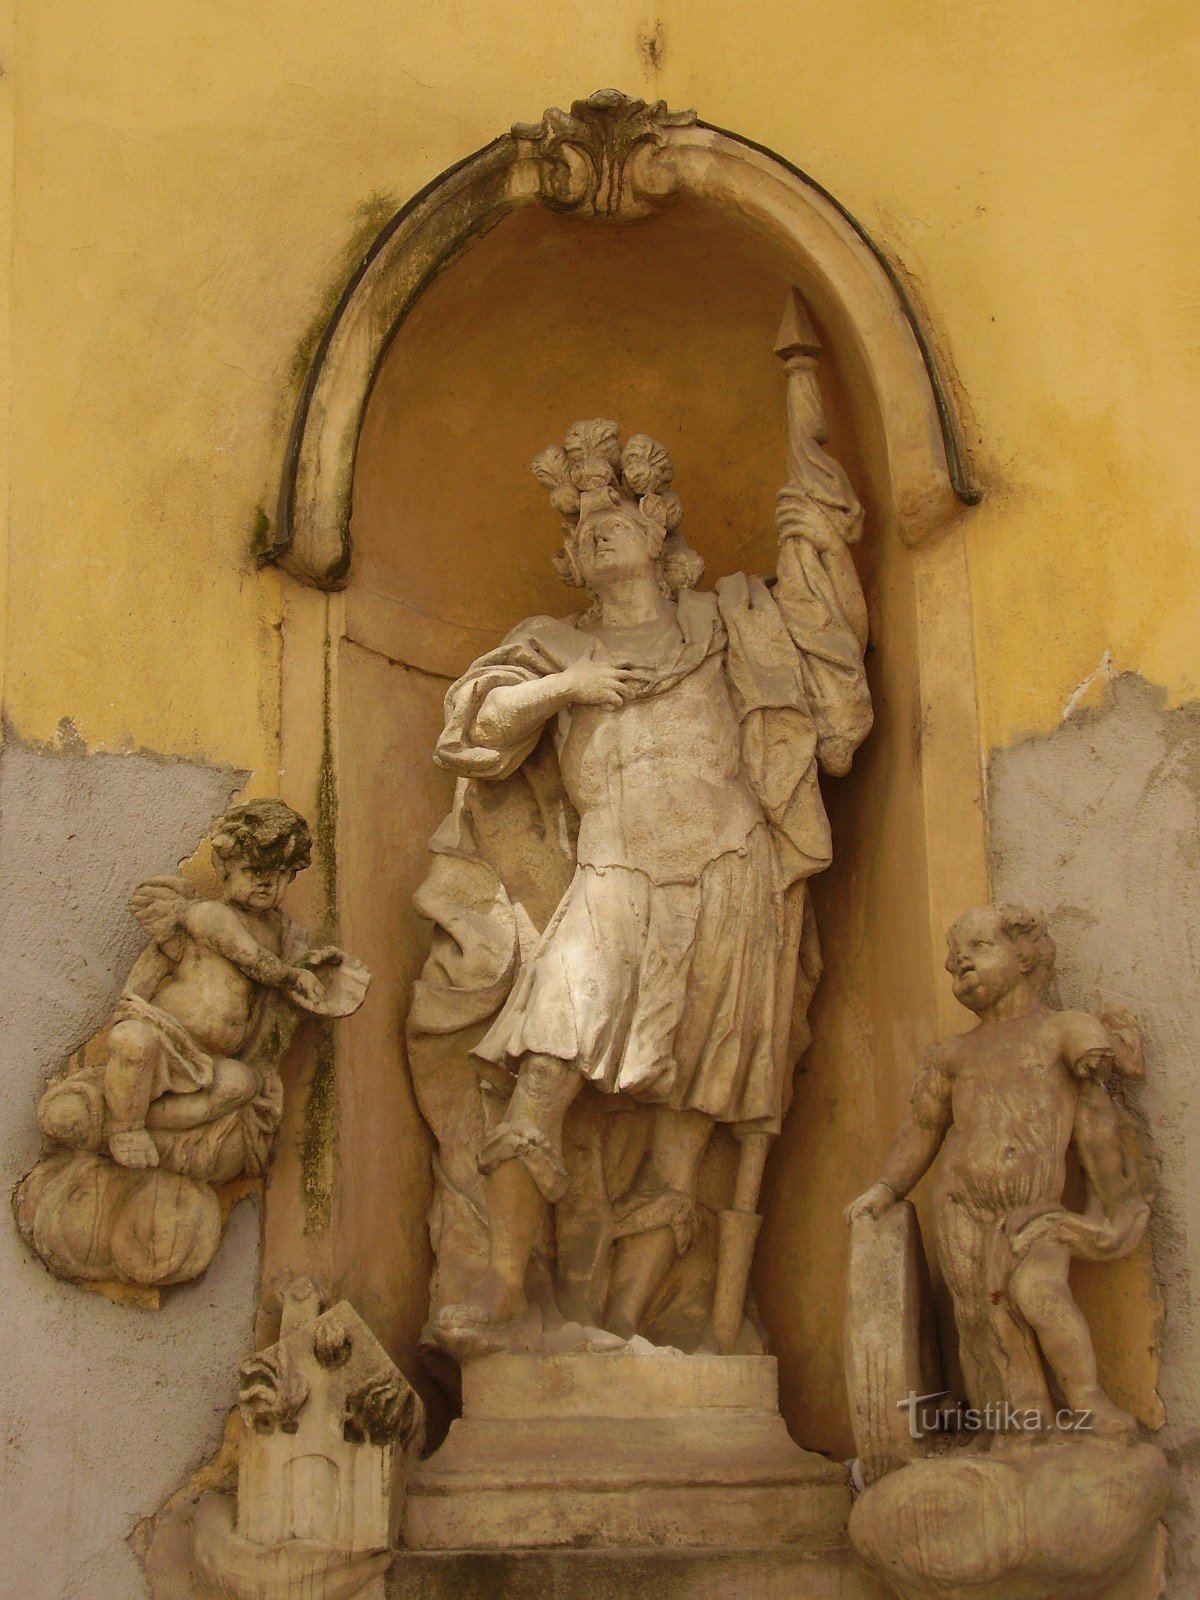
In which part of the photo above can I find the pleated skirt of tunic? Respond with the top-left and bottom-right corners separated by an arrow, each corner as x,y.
473,823 -> 783,1127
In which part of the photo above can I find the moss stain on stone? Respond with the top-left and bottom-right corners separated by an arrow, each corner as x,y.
316,624 -> 339,940
299,612 -> 341,1236
299,1021 -> 336,1237
249,506 -> 273,564
286,191 -> 400,394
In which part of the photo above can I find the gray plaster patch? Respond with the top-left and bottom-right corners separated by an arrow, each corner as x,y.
989,674 -> 1200,1598
0,732 -> 257,1600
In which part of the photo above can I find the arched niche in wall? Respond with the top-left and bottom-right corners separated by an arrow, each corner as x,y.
268,92 -> 986,1455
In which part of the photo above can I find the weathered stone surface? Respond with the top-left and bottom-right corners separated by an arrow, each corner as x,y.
15,801 -> 369,1289
307,165 -> 988,1459
403,1350 -> 850,1551
389,1545 -> 893,1600
989,675 -> 1200,1591
192,1494 -> 391,1600
234,1289 -> 423,1552
845,900 -> 1167,1598
848,1438 -> 1168,1600
846,904 -> 1151,1438
157,1281 -> 423,1600
845,1201 -> 941,1484
411,342 -> 872,1368
0,736 -> 261,1600
282,93 -> 969,587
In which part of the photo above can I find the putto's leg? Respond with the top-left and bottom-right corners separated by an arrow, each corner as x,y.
606,1107 -> 713,1339
935,1199 -> 1018,1417
1009,1239 -> 1135,1436
103,1020 -> 163,1168
146,1059 -> 259,1131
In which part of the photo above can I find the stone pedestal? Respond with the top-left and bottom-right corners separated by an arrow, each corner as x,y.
403,1349 -> 849,1549
394,1348 -> 885,1596
389,1545 -> 892,1599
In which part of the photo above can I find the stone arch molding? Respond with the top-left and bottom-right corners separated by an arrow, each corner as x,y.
276,89 -> 979,588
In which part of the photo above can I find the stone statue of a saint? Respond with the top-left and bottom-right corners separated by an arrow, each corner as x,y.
409,296 -> 872,1362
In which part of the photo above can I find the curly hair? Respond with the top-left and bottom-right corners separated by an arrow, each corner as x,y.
533,420 -> 705,610
994,903 -> 1057,997
209,800 -> 313,875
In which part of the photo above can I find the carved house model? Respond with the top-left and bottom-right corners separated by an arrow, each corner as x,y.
236,1288 -> 423,1554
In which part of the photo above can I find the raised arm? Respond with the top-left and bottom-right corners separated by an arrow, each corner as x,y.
1073,1077 -> 1136,1218
772,290 -> 872,776
1010,1014 -> 1150,1261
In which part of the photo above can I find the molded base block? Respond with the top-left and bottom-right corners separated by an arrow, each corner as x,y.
403,1350 -> 851,1550
388,1544 -> 893,1599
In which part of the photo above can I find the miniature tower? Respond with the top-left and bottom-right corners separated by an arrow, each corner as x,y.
236,1277 -> 424,1552
191,1277 -> 425,1600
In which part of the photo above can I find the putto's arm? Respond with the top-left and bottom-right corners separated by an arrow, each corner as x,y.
880,1117 -> 948,1199
845,1043 -> 953,1220
1073,1077 -> 1136,1217
186,901 -> 299,990
772,290 -> 873,776
1009,1012 -> 1150,1262
121,943 -> 173,1001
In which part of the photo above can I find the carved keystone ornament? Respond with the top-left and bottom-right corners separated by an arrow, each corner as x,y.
512,88 -> 695,217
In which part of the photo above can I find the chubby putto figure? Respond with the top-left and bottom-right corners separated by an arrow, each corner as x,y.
847,903 -> 1151,1437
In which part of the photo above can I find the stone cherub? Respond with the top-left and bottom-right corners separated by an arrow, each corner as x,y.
410,313 -> 873,1365
847,903 -> 1151,1438
15,800 -> 369,1290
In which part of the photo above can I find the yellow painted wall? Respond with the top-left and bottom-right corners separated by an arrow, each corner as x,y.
3,3 -> 1197,771
1,0 -> 1196,1495
660,0 -> 1200,743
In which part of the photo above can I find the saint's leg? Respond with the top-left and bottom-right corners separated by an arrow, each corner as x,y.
606,1107 -> 713,1339
467,1052 -> 583,1326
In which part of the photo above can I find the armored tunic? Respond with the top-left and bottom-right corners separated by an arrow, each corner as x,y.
433,574 -> 869,1130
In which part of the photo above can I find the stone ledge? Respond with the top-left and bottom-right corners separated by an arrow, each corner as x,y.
388,1544 -> 893,1600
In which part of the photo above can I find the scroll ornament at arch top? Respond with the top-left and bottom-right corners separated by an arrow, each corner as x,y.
510,88 -> 696,218
276,90 -> 975,589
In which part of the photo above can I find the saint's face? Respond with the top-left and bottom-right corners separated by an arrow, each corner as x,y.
573,511 -> 656,592
223,861 -> 297,912
945,910 -> 1025,1014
